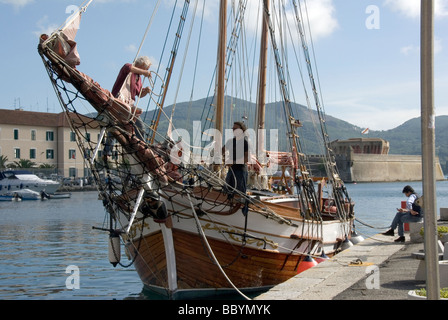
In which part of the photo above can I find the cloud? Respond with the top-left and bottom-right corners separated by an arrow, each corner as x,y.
275,0 -> 339,40
200,0 -> 338,41
400,45 -> 416,55
400,37 -> 443,55
304,0 -> 339,39
125,44 -> 138,53
328,97 -> 421,131
0,0 -> 34,10
383,0 -> 420,18
33,15 -> 58,38
326,78 -> 424,130
384,0 -> 448,19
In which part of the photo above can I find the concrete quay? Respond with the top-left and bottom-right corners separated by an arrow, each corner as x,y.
255,225 -> 447,300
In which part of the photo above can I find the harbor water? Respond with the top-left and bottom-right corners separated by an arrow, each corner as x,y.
1,181 -> 447,300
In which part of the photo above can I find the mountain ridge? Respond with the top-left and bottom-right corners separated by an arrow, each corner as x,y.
141,97 -> 448,167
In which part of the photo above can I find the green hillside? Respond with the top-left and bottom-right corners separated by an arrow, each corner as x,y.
142,97 -> 365,153
140,97 -> 447,168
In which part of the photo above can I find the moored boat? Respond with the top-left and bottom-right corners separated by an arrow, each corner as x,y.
0,170 -> 60,196
6,189 -> 42,201
48,193 -> 72,199
38,0 -> 357,299
0,195 -> 15,202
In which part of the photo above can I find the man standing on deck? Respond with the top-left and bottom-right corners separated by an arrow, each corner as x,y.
382,185 -> 423,242
222,121 -> 249,195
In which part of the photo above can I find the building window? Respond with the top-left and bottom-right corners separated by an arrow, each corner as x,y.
30,149 -> 36,159
69,167 -> 77,178
46,131 -> 54,141
14,129 -> 19,140
86,132 -> 91,142
46,149 -> 54,159
70,132 -> 76,142
31,130 -> 36,141
69,149 -> 76,160
14,148 -> 20,159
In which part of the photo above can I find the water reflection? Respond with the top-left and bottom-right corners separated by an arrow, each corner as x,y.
0,192 -> 142,299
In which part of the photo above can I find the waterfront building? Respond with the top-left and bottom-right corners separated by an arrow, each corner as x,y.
0,109 -> 102,177
330,138 -> 390,155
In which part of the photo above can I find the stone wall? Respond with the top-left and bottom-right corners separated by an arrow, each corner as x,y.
335,154 -> 445,182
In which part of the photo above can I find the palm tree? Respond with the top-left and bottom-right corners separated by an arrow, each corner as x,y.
0,155 -> 8,169
12,159 -> 36,168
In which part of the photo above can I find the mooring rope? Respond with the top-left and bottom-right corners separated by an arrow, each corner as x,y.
355,217 -> 390,230
186,192 -> 251,301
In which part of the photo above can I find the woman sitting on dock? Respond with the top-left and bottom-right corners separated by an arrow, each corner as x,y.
382,185 -> 423,242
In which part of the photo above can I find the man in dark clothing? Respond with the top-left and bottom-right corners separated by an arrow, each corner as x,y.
222,121 -> 249,194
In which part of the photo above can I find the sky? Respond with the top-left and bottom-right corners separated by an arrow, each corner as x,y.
0,0 -> 447,131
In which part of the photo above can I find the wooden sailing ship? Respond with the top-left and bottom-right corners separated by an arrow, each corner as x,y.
38,0 -> 356,299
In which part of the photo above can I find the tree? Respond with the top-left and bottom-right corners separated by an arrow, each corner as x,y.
0,155 -> 8,169
11,159 -> 36,168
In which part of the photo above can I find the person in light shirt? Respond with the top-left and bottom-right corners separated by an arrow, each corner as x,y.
104,56 -> 152,157
111,56 -> 152,104
382,185 -> 423,242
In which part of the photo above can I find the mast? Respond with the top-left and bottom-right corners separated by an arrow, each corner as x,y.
421,0 -> 440,300
256,0 -> 269,157
215,0 -> 227,140
263,0 -> 301,175
149,1 -> 191,143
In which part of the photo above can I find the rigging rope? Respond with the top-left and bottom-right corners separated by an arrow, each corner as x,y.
133,0 -> 162,63
186,0 -> 206,126
167,0 -> 200,138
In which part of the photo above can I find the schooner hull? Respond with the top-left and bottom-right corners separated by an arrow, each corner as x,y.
127,225 -> 345,298
121,189 -> 350,298
131,229 -> 299,291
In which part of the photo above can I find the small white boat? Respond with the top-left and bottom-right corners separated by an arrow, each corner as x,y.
7,189 -> 42,201
0,195 -> 15,201
0,170 -> 60,195
48,192 -> 72,199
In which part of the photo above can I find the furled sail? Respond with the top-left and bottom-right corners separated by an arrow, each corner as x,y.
40,1 -> 91,67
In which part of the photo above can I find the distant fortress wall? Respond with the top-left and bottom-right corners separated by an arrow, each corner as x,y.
335,154 -> 445,182
329,138 -> 445,182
